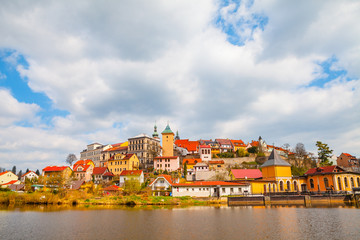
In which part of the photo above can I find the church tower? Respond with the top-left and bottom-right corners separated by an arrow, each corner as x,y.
152,122 -> 159,139
161,123 -> 174,156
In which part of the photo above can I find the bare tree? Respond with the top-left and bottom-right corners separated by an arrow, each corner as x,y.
294,143 -> 307,167
66,153 -> 77,166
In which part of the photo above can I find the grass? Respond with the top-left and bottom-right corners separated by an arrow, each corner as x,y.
0,190 -> 224,207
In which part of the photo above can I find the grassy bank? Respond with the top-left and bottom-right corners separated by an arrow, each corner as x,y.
0,191 -> 225,206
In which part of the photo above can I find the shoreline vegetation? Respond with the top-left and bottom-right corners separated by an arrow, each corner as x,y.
0,191 -> 226,207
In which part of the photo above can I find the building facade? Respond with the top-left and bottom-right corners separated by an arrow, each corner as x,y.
154,156 -> 180,172
80,143 -> 112,167
128,134 -> 161,170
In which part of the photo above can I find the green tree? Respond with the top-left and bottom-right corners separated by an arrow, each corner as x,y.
36,169 -> 40,175
12,165 -> 16,175
183,162 -> 187,177
247,146 -> 258,154
316,141 -> 333,166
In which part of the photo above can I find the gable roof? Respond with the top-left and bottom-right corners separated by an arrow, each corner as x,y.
73,164 -> 91,172
149,174 -> 173,186
231,169 -> 262,179
74,159 -> 93,165
21,171 -> 38,177
261,149 -> 291,167
92,167 -> 108,175
183,158 -> 202,165
120,170 -> 143,176
304,166 -> 345,175
42,166 -> 70,172
0,171 -> 13,177
231,140 -> 246,147
215,139 -> 233,146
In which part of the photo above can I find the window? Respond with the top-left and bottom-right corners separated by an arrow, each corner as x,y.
268,184 -> 271,192
230,188 -> 234,193
192,188 -> 194,191
357,177 -> 360,187
310,179 -> 314,189
238,188 -> 242,193
287,181 -> 290,191
222,188 -> 226,193
324,178 -> 329,188
338,177 -> 342,190
351,177 -> 354,187
293,181 -> 297,191
344,177 -> 348,187
214,188 -> 217,192
280,181 -> 284,191
199,188 -> 201,191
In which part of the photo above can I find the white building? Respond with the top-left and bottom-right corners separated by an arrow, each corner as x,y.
172,181 -> 251,197
20,171 -> 38,182
199,145 -> 212,162
149,175 -> 177,191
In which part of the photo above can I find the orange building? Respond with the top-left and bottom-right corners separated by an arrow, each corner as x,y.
304,166 -> 360,192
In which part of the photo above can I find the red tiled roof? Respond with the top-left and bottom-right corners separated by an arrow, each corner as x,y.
183,158 -> 202,165
103,172 -> 114,177
230,140 -> 246,147
123,154 -> 135,160
120,170 -> 143,176
342,153 -> 356,159
173,181 -> 248,187
0,171 -> 11,176
74,159 -> 93,165
2,180 -> 19,185
103,146 -> 128,152
92,167 -> 108,175
42,166 -> 69,172
174,139 -> 199,152
149,174 -> 173,186
305,166 -> 344,175
231,169 -> 262,179
154,156 -> 178,160
250,141 -> 259,147
199,145 -> 211,148
209,160 -> 224,164
74,164 -> 91,172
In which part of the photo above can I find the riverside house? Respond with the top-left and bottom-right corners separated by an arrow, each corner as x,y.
119,170 -> 144,187
0,171 -> 20,187
20,171 -> 39,183
172,181 -> 251,197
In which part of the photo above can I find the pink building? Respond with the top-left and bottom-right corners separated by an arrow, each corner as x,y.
154,156 -> 180,172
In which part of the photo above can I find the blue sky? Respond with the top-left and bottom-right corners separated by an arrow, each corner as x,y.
0,0 -> 359,171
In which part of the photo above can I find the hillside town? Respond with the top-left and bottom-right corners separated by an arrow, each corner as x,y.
1,123 -> 360,201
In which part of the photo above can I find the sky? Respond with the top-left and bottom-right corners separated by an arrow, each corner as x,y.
0,0 -> 359,171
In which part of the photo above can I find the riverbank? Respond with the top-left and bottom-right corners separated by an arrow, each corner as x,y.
0,191 -> 226,206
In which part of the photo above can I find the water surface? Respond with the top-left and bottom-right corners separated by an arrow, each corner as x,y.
1,205 -> 359,240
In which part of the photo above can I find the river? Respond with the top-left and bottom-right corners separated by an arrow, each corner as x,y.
1,205 -> 359,240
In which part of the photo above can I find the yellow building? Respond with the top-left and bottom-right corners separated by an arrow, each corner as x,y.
108,153 -> 140,175
161,123 -> 174,157
0,171 -> 19,186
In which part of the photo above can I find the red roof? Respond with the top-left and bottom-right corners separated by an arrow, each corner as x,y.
21,171 -> 37,177
230,140 -> 246,147
231,169 -> 262,179
183,158 -> 202,165
120,170 -> 143,176
2,180 -> 19,185
209,160 -> 225,164
199,145 -> 211,148
74,159 -> 93,165
250,141 -> 259,147
149,174 -> 173,186
42,166 -> 69,172
74,164 -> 91,172
174,139 -> 199,152
0,171 -> 11,176
123,154 -> 135,160
173,181 -> 247,187
305,166 -> 344,175
154,156 -> 178,159
103,172 -> 114,177
103,146 -> 128,152
342,153 -> 356,159
92,167 -> 108,175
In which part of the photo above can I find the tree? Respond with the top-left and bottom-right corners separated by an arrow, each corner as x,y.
17,170 -> 23,179
26,168 -> 30,173
282,143 -> 290,152
294,142 -> 307,167
36,169 -> 40,175
12,165 -> 16,175
183,162 -> 187,177
66,153 -> 77,166
316,141 -> 333,166
247,146 -> 258,154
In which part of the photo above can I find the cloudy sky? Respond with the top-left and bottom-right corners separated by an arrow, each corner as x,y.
0,0 -> 359,171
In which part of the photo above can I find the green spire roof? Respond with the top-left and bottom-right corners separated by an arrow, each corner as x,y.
161,124 -> 174,134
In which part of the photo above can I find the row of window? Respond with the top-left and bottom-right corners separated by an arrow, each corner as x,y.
110,161 -> 128,165
113,168 -> 127,172
157,164 -> 170,168
309,176 -> 360,190
180,187 -> 243,193
158,159 -> 171,163
201,149 -> 211,154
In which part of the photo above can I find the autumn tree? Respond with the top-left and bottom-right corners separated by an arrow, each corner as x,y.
66,153 -> 77,166
316,141 -> 333,166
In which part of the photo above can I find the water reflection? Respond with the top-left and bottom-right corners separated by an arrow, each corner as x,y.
1,204 -> 359,240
